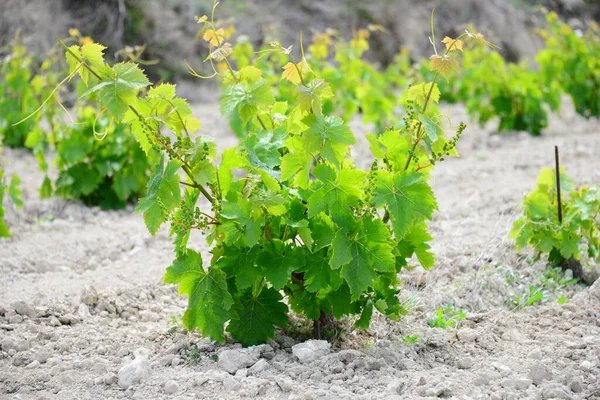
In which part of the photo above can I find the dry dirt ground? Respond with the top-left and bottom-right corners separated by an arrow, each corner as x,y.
1,100 -> 600,400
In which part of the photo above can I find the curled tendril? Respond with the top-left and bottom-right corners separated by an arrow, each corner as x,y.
93,108 -> 109,140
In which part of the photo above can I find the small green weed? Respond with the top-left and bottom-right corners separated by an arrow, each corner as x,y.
427,303 -> 467,329
402,335 -> 419,344
505,266 -> 578,311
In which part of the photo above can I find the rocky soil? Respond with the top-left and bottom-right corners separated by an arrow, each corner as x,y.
1,100 -> 600,399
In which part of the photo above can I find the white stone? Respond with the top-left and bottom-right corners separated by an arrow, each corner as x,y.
457,328 -> 477,342
78,303 -> 91,319
164,380 -> 179,394
291,340 -> 331,364
118,348 -> 152,389
529,361 -> 551,385
249,359 -> 270,374
501,377 -> 533,390
581,360 -> 594,371
457,357 -> 473,369
217,349 -> 258,374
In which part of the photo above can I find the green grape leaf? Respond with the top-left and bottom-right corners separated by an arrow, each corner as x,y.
330,216 -> 395,299
217,148 -> 249,197
326,283 -> 360,318
83,62 -> 150,118
219,199 -> 264,247
227,287 -> 289,346
307,163 -> 367,218
216,246 -> 261,290
257,239 -> 306,289
164,250 -> 234,343
373,170 -> 437,239
0,219 -> 9,238
40,176 -> 52,199
81,42 -> 106,71
558,230 -> 580,259
136,157 -> 182,235
418,115 -> 442,142
302,115 -> 356,167
301,251 -> 343,292
220,80 -> 275,119
355,299 -> 374,329
309,214 -> 336,251
55,164 -> 101,197
397,222 -> 435,269
280,136 -> 311,189
297,79 -> 333,115
245,128 -> 286,169
407,82 -> 440,108
8,175 -> 23,209
123,99 -> 154,155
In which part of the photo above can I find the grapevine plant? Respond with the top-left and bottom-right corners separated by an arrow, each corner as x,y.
47,7 -> 494,345
0,41 -> 62,149
0,144 -> 23,238
511,168 -> 600,278
537,12 -> 600,118
51,106 -> 152,209
7,31 -> 154,209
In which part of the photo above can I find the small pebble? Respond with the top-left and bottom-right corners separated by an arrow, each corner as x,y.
458,357 -> 473,369
164,380 -> 179,394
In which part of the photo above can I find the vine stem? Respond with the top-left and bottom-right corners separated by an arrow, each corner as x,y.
555,145 -> 563,224
57,37 -> 215,205
402,32 -> 468,172
206,17 -> 269,132
402,73 -> 439,172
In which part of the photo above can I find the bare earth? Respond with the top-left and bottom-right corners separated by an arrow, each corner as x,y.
1,100 -> 600,400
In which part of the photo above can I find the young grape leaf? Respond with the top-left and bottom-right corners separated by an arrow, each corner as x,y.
219,199 -> 264,247
65,42 -> 106,86
355,299 -> 374,329
297,79 -> 333,115
441,36 -> 463,52
83,62 -> 150,118
217,148 -> 249,196
282,62 -> 302,85
430,55 -> 459,79
122,99 -> 154,154
227,287 -> 289,346
307,163 -> 367,218
203,28 -> 225,46
372,170 -> 438,239
280,136 -> 311,189
136,157 -> 182,235
302,115 -> 356,167
418,115 -> 442,142
309,214 -> 336,251
208,43 -> 233,61
407,82 -> 441,108
164,250 -> 234,343
220,80 -> 275,120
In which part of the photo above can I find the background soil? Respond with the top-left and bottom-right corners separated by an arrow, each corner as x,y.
1,97 -> 599,399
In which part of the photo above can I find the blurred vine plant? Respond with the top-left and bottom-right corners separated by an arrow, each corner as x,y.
511,168 -> 600,278
45,5 -> 495,345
